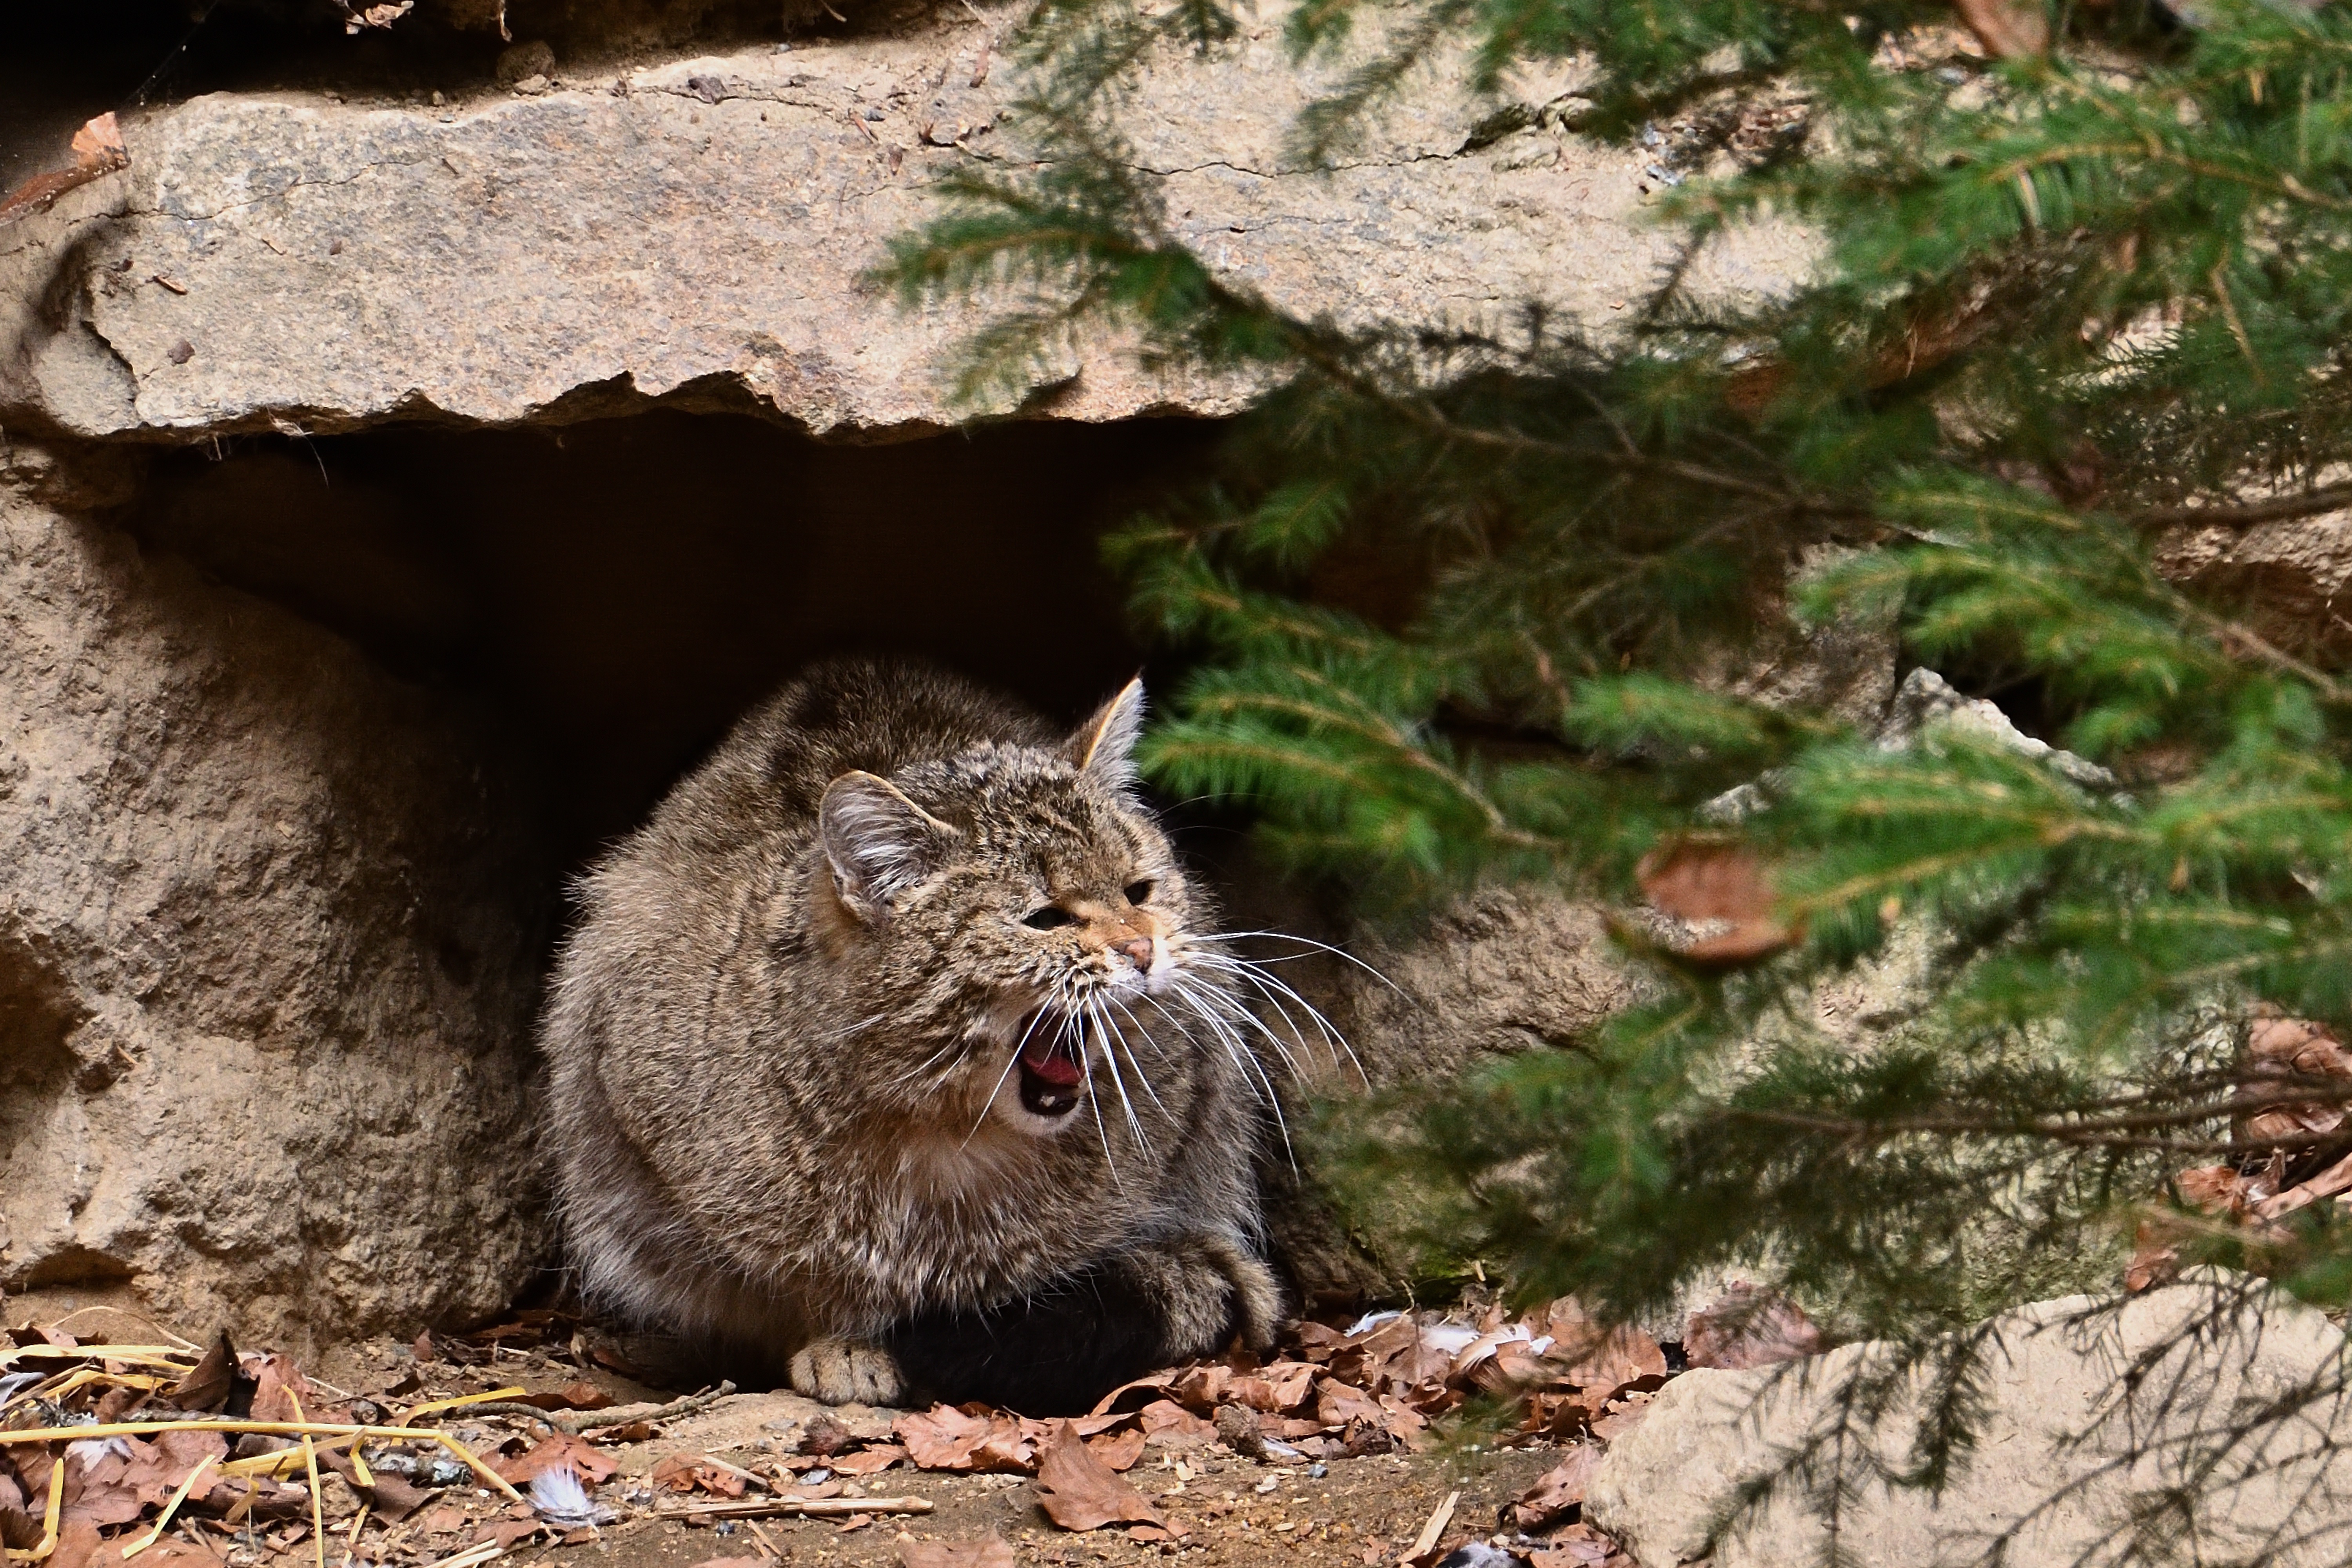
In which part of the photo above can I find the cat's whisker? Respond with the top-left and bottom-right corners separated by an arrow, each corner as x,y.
1087,1000 -> 1153,1155
1073,1026 -> 1124,1191
1187,953 -> 1366,1087
1101,996 -> 1172,1116
961,986 -> 1063,1144
1181,971 -> 1306,1079
1166,978 -> 1296,1170
1183,930 -> 1406,995
1105,993 -> 1178,1075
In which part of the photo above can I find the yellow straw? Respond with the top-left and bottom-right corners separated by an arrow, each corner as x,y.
119,1455 -> 219,1560
0,1423 -> 523,1504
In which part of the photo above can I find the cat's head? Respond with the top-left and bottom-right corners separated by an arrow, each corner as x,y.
814,679 -> 1240,1137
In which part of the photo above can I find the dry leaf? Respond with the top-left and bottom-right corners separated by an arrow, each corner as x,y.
0,1474 -> 36,1552
120,1430 -> 229,1507
897,1538 -> 1014,1568
1033,1421 -> 1171,1533
1950,0 -> 2048,58
1506,1446 -> 1600,1532
244,1354 -> 311,1424
1683,1285 -> 1823,1371
892,1406 -> 1036,1474
1083,1428 -> 1147,1472
494,1433 -> 617,1485
830,1445 -> 907,1476
0,114 -> 129,227
1553,1320 -> 1669,1401
2241,1016 -> 2352,1147
518,1382 -> 613,1412
169,1333 -> 238,1413
1590,1389 -> 1655,1443
1637,839 -> 1794,963
1528,1521 -> 1629,1567
590,1420 -> 655,1443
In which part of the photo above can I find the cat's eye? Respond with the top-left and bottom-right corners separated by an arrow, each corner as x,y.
1022,906 -> 1079,930
1124,880 -> 1155,905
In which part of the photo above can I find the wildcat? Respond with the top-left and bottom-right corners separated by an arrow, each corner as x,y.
539,658 -> 1293,1412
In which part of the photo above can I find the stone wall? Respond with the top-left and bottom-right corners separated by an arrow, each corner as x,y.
0,445 -> 546,1354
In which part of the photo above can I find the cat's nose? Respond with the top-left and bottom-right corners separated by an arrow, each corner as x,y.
1114,936 -> 1154,970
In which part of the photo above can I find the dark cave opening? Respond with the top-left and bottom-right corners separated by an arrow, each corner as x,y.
118,409 -> 1231,890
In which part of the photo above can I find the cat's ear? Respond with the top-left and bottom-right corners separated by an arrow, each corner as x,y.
1068,676 -> 1147,787
818,771 -> 954,921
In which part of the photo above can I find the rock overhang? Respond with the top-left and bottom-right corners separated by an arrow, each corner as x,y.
2,5 -> 1811,446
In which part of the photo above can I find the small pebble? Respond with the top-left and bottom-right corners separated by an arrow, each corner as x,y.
166,339 -> 194,364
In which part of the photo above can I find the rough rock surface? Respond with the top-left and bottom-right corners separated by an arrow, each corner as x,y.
0,443 -> 546,1352
1338,890 -> 1642,1080
1588,1278 -> 2352,1568
4,2 -> 1806,440
2159,504 -> 2352,662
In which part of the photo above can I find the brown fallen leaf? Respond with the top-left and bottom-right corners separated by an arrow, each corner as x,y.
494,1433 -> 617,1485
2241,1015 -> 2352,1152
1683,1285 -> 1823,1371
0,114 -> 129,227
1084,1428 -> 1147,1473
243,1353 -> 312,1425
518,1382 -> 614,1412
1033,1421 -> 1172,1534
60,1446 -> 143,1530
169,1332 -> 238,1413
468,1519 -> 547,1551
42,1519 -> 105,1568
1506,1445 -> 1601,1532
1401,1489 -> 1459,1566
120,1429 -> 230,1507
836,1514 -> 874,1532
892,1406 -> 1036,1474
1552,1318 -> 1669,1403
359,1469 -> 430,1521
1590,1389 -> 1655,1443
0,1473 -> 36,1552
589,1420 -> 655,1444
1950,0 -> 2048,58
1528,1521 -> 1630,1567
897,1537 -> 1014,1568
830,1445 -> 908,1476
1637,838 -> 1795,964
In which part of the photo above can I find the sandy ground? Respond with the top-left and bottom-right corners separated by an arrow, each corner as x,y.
515,1445 -> 1559,1567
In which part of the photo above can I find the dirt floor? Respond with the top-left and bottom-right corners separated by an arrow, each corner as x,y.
4,1309 -> 1622,1568
526,1445 -> 1560,1567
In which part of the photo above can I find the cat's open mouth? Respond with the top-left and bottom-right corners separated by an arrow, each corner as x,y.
1017,1031 -> 1085,1118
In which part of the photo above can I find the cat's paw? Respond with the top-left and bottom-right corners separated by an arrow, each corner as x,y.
788,1338 -> 907,1406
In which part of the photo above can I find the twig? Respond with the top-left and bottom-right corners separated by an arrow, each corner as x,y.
414,1543 -> 501,1568
651,1497 -> 933,1520
2130,481 -> 2352,530
1402,1489 -> 1458,1562
468,1380 -> 736,1436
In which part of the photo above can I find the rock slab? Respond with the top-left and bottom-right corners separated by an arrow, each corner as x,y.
7,4 -> 1806,440
0,444 -> 547,1352
1588,1278 -> 2352,1568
